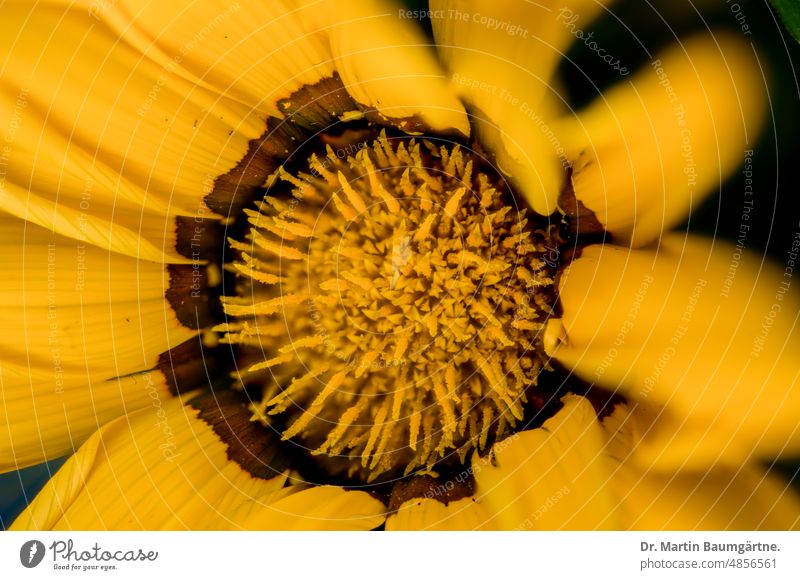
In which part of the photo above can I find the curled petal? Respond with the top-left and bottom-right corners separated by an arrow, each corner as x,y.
11,391 -> 386,530
0,4 -> 273,258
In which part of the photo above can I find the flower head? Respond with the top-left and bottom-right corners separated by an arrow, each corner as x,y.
2,0 -> 798,530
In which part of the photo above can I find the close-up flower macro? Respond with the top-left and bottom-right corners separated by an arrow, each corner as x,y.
2,0 -> 799,535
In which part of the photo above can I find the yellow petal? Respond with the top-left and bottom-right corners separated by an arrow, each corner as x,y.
431,0 -> 611,215
0,361 -> 175,473
11,391 -> 386,530
6,426 -> 103,530
1,4 -> 265,258
88,0 -> 334,120
387,496 -> 495,530
471,395 -> 622,529
603,407 -> 800,530
618,466 -> 800,530
0,218 -> 195,377
92,0 -> 468,135
0,217 -> 196,470
236,485 -> 386,531
549,235 -> 800,469
319,0 -> 469,136
554,33 -> 766,246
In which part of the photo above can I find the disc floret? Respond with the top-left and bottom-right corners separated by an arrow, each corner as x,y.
218,133 -> 556,481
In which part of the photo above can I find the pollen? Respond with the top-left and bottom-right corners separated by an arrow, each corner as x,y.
218,132 -> 558,481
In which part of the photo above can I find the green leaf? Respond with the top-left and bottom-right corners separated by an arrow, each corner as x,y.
771,0 -> 800,44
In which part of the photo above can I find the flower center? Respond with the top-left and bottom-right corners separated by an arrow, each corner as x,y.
218,132 -> 558,482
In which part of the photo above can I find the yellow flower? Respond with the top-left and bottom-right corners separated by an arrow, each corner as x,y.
2,0 -> 798,530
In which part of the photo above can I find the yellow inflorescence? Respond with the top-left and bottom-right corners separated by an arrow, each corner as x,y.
218,133 -> 556,481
